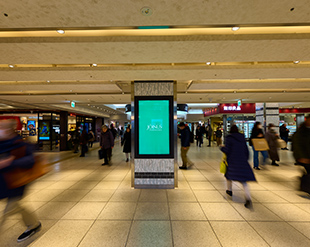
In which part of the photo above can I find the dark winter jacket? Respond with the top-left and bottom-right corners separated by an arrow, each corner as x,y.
280,125 -> 289,139
216,130 -> 222,138
292,123 -> 310,162
265,129 -> 279,161
180,127 -> 190,147
249,128 -> 264,146
0,136 -> 35,199
122,130 -> 131,153
100,130 -> 114,149
80,130 -> 88,145
221,133 -> 256,182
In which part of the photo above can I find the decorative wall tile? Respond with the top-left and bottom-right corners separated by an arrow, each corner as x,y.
135,159 -> 175,173
134,82 -> 174,96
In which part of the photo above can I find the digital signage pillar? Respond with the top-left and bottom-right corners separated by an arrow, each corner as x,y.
131,81 -> 177,189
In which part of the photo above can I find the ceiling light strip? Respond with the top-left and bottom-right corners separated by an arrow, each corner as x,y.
0,61 -> 309,69
0,25 -> 310,38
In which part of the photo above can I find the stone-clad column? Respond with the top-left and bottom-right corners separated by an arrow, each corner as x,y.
131,81 -> 177,189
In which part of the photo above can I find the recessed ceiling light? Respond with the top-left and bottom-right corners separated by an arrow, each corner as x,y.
8,64 -> 14,68
88,104 -> 90,106
56,30 -> 65,34
293,60 -> 300,64
46,80 -> 50,83
231,26 -> 240,31
206,62 -> 211,65
70,90 -> 73,92
92,63 -> 97,67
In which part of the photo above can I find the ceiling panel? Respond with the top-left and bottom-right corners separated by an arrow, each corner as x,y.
0,0 -> 309,28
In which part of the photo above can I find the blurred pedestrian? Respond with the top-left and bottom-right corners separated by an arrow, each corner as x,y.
279,123 -> 289,150
207,124 -> 213,146
121,126 -> 131,162
0,119 -> 41,242
195,125 -> 203,147
178,122 -> 192,169
87,130 -> 95,148
220,125 -> 256,209
100,125 -> 114,165
72,128 -> 80,153
249,122 -> 268,170
265,123 -> 280,166
292,116 -> 310,194
215,127 -> 223,146
79,129 -> 88,157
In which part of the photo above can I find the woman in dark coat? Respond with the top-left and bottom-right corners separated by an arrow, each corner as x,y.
265,123 -> 280,166
221,125 -> 256,209
122,127 -> 131,162
0,119 -> 41,242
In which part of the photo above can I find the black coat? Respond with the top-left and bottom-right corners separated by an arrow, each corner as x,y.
122,130 -> 131,153
221,133 -> 256,182
100,130 -> 114,149
249,128 -> 264,146
0,136 -> 35,199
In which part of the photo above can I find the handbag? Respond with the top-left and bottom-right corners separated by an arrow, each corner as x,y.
98,149 -> 104,159
277,138 -> 287,149
220,153 -> 228,174
252,138 -> 269,151
4,154 -> 50,189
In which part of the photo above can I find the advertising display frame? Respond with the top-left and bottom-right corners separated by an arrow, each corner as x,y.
134,96 -> 174,159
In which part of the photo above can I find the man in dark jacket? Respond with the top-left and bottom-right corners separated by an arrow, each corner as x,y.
178,122 -> 192,169
279,123 -> 289,150
79,129 -> 88,157
292,116 -> 310,193
0,119 -> 41,242
100,125 -> 114,165
195,125 -> 203,147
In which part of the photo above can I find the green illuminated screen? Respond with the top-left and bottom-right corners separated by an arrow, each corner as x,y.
138,100 -> 170,155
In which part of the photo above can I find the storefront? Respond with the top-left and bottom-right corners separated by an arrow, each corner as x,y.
279,108 -> 310,139
204,103 -> 256,140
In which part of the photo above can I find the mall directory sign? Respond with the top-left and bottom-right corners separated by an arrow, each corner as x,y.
134,96 -> 174,158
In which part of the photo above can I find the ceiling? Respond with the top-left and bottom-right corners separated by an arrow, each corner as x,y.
0,0 -> 310,117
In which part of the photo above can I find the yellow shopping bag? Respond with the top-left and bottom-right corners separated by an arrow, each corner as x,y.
220,153 -> 228,174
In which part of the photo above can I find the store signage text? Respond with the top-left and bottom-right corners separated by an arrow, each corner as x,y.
223,106 -> 241,111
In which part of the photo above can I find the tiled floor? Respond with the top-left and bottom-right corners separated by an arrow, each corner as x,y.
1,141 -> 310,247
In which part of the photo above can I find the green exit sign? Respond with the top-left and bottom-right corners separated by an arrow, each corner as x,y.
237,100 -> 242,106
71,101 -> 75,108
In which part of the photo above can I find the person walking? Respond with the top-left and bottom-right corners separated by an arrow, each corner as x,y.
87,130 -> 95,148
207,124 -> 213,146
292,116 -> 310,194
279,123 -> 289,150
72,128 -> 80,153
265,123 -> 280,166
195,125 -> 203,147
215,127 -> 223,146
249,122 -> 269,170
121,126 -> 131,162
178,122 -> 192,169
99,125 -> 114,165
220,125 -> 256,209
0,119 -> 41,242
79,129 -> 88,157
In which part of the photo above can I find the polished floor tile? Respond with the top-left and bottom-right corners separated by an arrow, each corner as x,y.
1,144 -> 309,246
250,222 -> 310,247
172,221 -> 221,247
126,221 -> 172,247
211,222 -> 269,247
78,220 -> 131,247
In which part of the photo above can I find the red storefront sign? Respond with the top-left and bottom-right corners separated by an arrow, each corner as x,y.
279,108 -> 310,114
204,103 -> 256,117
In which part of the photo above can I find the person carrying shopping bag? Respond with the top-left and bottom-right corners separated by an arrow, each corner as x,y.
220,125 -> 256,209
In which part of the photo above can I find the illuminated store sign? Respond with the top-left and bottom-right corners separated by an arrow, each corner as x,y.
223,106 -> 242,111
